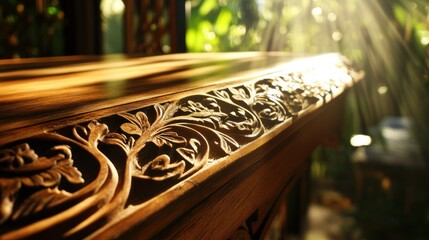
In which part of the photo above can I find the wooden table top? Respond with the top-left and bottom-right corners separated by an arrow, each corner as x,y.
0,52 -> 354,143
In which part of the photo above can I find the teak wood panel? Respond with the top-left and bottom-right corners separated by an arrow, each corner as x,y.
0,52 -> 362,239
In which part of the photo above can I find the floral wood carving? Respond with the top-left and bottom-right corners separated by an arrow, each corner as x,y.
0,143 -> 83,224
0,55 -> 359,238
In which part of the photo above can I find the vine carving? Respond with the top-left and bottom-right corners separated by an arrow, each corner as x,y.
0,55 -> 359,238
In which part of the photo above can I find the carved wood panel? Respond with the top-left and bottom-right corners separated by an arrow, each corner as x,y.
0,54 -> 361,239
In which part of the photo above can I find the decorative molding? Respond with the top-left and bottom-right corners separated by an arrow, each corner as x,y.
0,55 -> 360,238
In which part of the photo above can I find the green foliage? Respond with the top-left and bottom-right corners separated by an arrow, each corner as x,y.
187,1 -> 429,239
198,0 -> 217,15
186,0 -> 260,52
214,8 -> 231,35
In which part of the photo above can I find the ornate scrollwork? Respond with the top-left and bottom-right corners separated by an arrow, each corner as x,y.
0,56 -> 359,238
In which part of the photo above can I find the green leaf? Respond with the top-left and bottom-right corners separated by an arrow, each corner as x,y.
393,5 -> 407,27
199,0 -> 217,15
215,9 -> 232,35
186,28 -> 197,51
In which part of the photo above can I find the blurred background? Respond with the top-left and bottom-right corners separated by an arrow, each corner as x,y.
1,0 -> 429,239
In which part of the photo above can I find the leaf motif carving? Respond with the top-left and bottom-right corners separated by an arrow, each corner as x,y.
216,131 -> 239,154
135,112 -> 150,129
0,180 -> 21,224
152,130 -> 186,147
119,111 -> 150,135
138,154 -> 186,181
54,158 -> 85,185
179,100 -> 229,128
180,101 -> 213,118
176,148 -> 196,164
230,87 -> 251,102
0,143 -> 84,225
103,132 -> 134,154
0,55 -> 358,238
17,146 -> 84,188
177,138 -> 201,165
212,90 -> 231,100
21,171 -> 60,187
11,188 -> 71,221
120,122 -> 143,136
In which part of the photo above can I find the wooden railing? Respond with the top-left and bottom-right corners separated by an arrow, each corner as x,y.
0,52 -> 362,239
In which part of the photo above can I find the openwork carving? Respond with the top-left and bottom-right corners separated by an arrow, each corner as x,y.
0,55 -> 359,238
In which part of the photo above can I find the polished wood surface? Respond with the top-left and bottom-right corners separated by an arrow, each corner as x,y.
0,52 -> 362,239
0,52 -> 307,142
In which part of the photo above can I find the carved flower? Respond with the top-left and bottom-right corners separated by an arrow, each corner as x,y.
0,143 -> 38,170
0,143 -> 84,224
0,143 -> 83,187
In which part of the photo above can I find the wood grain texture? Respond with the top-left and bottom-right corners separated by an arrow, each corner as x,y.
0,52 -> 362,239
0,52 -> 306,142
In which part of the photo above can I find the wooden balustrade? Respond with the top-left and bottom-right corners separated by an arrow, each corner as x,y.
0,52 -> 362,239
